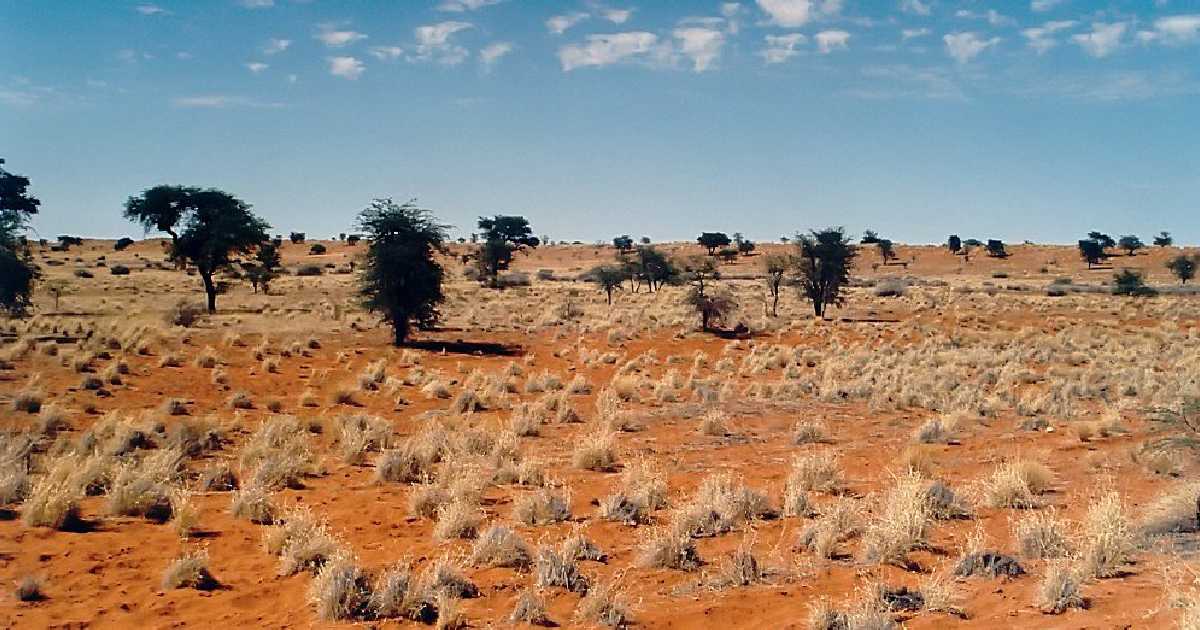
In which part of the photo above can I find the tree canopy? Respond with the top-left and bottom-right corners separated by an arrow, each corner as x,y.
794,228 -> 856,317
1118,234 -> 1144,256
1167,255 -> 1197,285
359,198 -> 448,345
1154,231 -> 1173,247
476,214 -> 537,286
0,158 -> 41,316
124,185 -> 269,313
1078,238 -> 1106,268
697,232 -> 731,255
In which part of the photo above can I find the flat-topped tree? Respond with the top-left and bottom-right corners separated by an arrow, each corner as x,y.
0,158 -> 41,317
947,235 -> 961,254
794,228 -> 856,318
1118,235 -> 1144,256
124,185 -> 269,313
590,265 -> 626,305
1088,231 -> 1115,250
877,239 -> 896,263
359,198 -> 448,346
1078,239 -> 1106,269
1154,231 -> 1173,247
613,235 -> 634,253
985,239 -> 1008,258
697,232 -> 731,256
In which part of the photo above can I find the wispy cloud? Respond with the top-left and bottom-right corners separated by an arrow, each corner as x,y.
1072,22 -> 1126,58
760,33 -> 805,64
171,95 -> 284,108
369,46 -> 404,60
558,32 -> 662,71
263,38 -> 291,55
1141,15 -> 1200,46
815,30 -> 850,54
412,21 -> 473,65
900,0 -> 931,17
437,0 -> 503,12
245,62 -> 269,73
601,8 -> 634,24
674,27 -> 725,72
944,32 -> 1000,64
1031,0 -> 1066,12
1022,20 -> 1075,54
847,64 -> 966,101
239,0 -> 274,8
327,56 -> 365,79
135,4 -> 169,16
479,41 -> 514,69
316,25 -> 368,48
547,12 -> 589,35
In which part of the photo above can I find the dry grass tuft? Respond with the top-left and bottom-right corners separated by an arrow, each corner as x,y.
433,500 -> 483,540
470,524 -> 532,570
786,452 -> 844,495
860,472 -> 932,567
512,485 -> 571,526
535,544 -> 590,593
572,428 -> 618,472
510,589 -> 552,626
308,550 -> 371,620
162,549 -> 219,591
14,575 -> 45,602
1012,508 -> 1070,559
573,579 -> 631,628
978,459 -> 1053,509
1076,490 -> 1135,579
1037,560 -> 1085,614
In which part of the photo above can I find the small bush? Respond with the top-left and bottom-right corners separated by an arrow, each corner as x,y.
110,265 -> 131,275
470,524 -> 532,570
165,301 -> 204,327
162,550 -> 219,590
309,243 -> 327,255
296,264 -> 323,276
14,575 -> 45,602
1037,561 -> 1085,614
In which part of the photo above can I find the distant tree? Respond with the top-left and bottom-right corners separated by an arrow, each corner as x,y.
256,242 -> 281,271
347,234 -> 361,245
477,215 -> 538,287
682,257 -> 734,331
288,232 -> 304,244
590,265 -> 626,305
718,248 -> 739,263
358,198 -> 448,346
631,245 -> 677,292
0,158 -> 40,316
963,238 -> 983,247
115,237 -> 135,251
947,234 -> 961,254
737,239 -> 756,256
877,239 -> 896,263
246,242 -> 281,293
639,236 -> 651,245
780,236 -> 790,244
1118,234 -> 1144,256
309,243 -> 327,255
1167,255 -> 1197,285
860,230 -> 881,244
613,235 -> 634,252
697,232 -> 731,256
1078,239 -> 1106,268
985,239 -> 1008,258
1088,231 -> 1115,250
1113,269 -> 1155,297
764,254 -> 790,316
794,228 -> 856,318
124,186 -> 269,313
1154,231 -> 1173,247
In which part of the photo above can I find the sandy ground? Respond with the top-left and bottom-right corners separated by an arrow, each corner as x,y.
0,237 -> 1198,629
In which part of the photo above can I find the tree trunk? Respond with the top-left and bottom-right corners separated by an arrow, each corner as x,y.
772,290 -> 779,317
200,271 -> 217,313
606,288 -> 613,305
393,317 -> 410,347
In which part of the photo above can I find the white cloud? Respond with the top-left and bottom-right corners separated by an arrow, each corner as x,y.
245,62 -> 269,73
1072,22 -> 1126,58
369,46 -> 404,60
900,0 -> 931,16
547,13 -> 589,35
135,4 -> 169,16
1152,15 -> 1200,44
171,95 -> 284,108
558,32 -> 659,71
1031,0 -> 1066,12
674,27 -> 724,72
317,27 -> 368,48
479,41 -> 514,68
327,56 -> 365,79
437,0 -> 503,11
943,32 -> 1000,63
602,9 -> 634,24
263,38 -> 291,55
1021,20 -> 1075,54
850,64 -> 965,100
820,0 -> 844,15
902,27 -> 930,40
815,29 -> 850,53
756,0 -> 812,27
413,21 -> 473,65
239,0 -> 274,8
721,3 -> 741,17
760,33 -> 805,63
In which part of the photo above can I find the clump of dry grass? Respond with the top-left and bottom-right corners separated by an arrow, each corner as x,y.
331,414 -> 393,465
510,589 -> 552,625
806,592 -> 894,630
14,575 -> 46,602
239,416 -> 316,489
375,429 -> 446,484
1139,481 -> 1200,538
105,451 -> 183,523
1013,509 -> 1070,559
792,419 -> 830,444
162,549 -> 219,591
512,484 -> 571,526
309,550 -> 371,621
711,536 -> 764,587
926,480 -> 971,520
798,497 -> 863,560
786,452 -> 844,495
422,555 -> 479,599
170,489 -> 199,538
433,499 -> 483,540
535,544 -> 590,593
1037,560 -> 1085,614
637,521 -> 702,571
12,382 -> 44,414
860,471 -> 933,567
671,473 -> 774,538
977,459 -> 1054,509
698,409 -> 730,436
598,459 -> 668,525
1076,490 -> 1135,579
369,561 -> 434,622
574,579 -> 631,628
572,428 -> 618,472
229,481 -> 277,524
266,507 -> 344,576
470,524 -> 532,570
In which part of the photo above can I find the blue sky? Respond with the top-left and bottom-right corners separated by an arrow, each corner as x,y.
2,0 -> 1198,244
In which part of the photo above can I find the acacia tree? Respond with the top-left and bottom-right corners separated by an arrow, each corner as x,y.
683,257 -> 734,331
947,234 -> 961,254
1167,255 -> 1197,285
0,158 -> 40,316
697,232 -> 731,256
1078,238 -> 1106,269
590,265 -> 626,305
877,239 -> 897,263
764,254 -> 790,316
476,215 -> 538,287
1118,234 -> 1144,256
359,198 -> 448,345
246,242 -> 280,293
985,239 -> 1008,258
1154,231 -> 1173,247
794,228 -> 856,318
124,186 -> 269,313
612,235 -> 634,253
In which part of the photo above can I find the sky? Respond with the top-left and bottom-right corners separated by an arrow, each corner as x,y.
2,0 -> 1199,245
